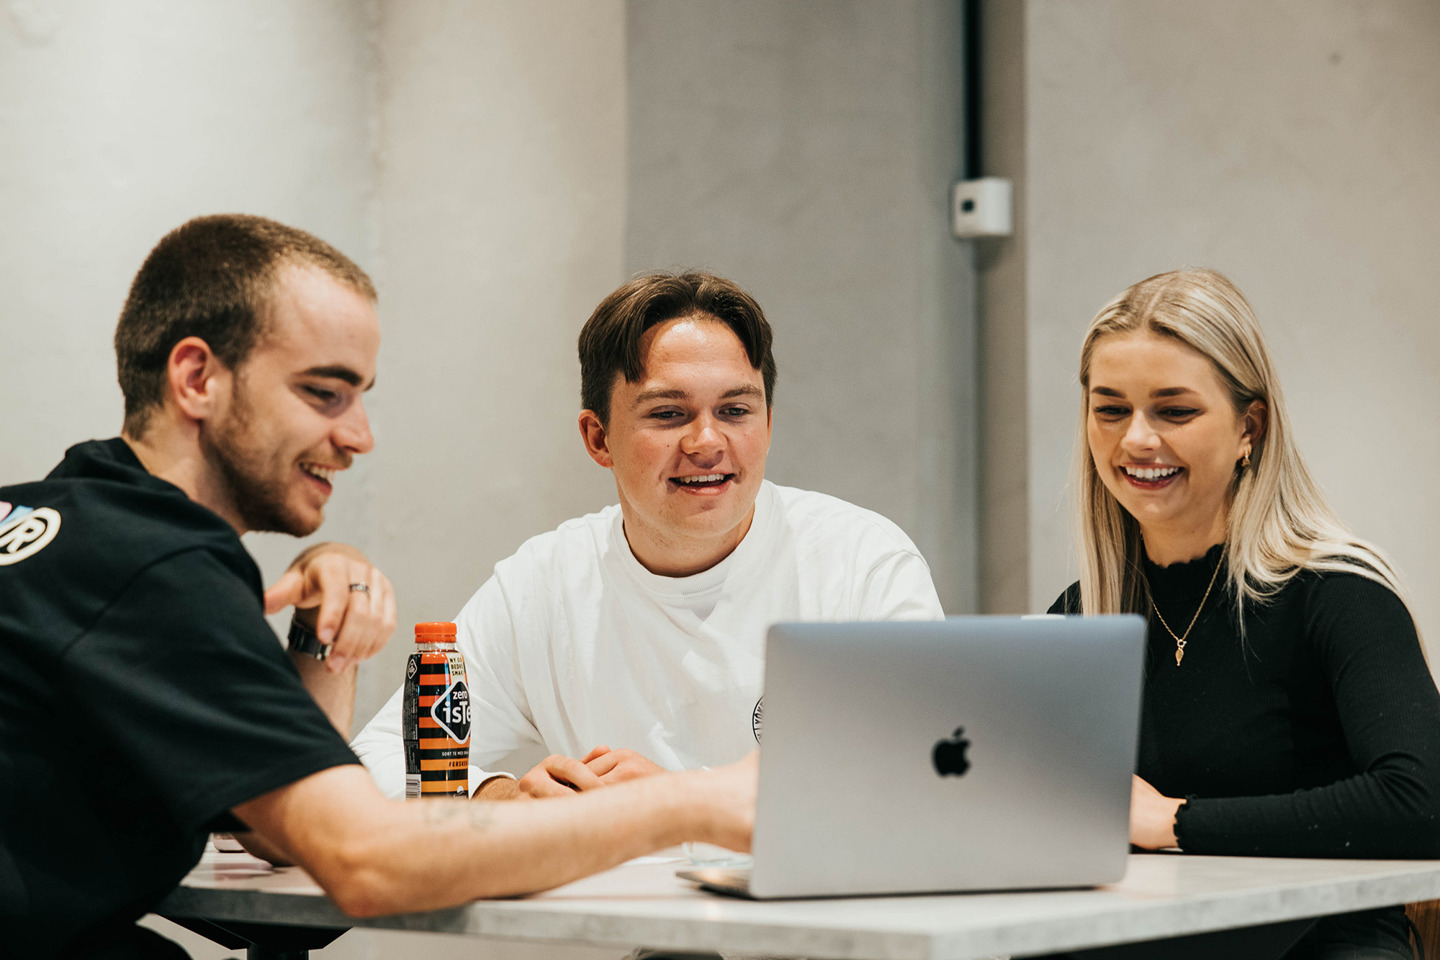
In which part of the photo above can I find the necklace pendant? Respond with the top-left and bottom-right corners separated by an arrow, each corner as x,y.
1175,646 -> 1184,666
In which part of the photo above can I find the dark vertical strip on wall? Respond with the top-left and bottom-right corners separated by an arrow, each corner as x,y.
963,0 -> 982,179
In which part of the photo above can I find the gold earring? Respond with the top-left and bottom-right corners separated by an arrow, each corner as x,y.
1240,445 -> 1252,469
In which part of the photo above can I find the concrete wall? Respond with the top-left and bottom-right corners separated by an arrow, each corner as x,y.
981,0 -> 1440,656
626,0 -> 977,612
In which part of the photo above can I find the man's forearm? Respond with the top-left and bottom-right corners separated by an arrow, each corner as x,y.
291,651 -> 357,738
235,763 -> 745,916
344,772 -> 704,910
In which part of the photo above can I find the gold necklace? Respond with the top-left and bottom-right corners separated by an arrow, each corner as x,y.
1149,547 -> 1224,666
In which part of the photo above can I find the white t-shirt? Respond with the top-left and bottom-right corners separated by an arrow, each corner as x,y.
351,481 -> 944,797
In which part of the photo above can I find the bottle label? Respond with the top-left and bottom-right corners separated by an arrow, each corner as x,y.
402,649 -> 470,798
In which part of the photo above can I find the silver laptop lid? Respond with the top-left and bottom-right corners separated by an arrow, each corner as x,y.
748,615 -> 1146,899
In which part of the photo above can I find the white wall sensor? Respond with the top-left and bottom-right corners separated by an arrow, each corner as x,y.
951,177 -> 1013,239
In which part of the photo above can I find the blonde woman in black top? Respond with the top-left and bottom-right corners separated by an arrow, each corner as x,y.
1051,268 -> 1440,959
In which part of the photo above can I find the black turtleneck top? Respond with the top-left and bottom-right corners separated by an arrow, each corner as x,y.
1051,544 -> 1440,857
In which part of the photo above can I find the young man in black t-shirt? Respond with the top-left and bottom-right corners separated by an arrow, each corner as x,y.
0,215 -> 755,960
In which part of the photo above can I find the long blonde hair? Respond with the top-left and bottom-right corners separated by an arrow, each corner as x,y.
1073,268 -> 1407,625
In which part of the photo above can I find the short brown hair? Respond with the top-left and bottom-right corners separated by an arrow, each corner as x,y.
114,213 -> 375,437
578,271 -> 776,424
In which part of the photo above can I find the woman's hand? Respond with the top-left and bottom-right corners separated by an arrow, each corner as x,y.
1130,775 -> 1183,849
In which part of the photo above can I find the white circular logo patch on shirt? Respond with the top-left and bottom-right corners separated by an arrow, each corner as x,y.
0,507 -> 61,565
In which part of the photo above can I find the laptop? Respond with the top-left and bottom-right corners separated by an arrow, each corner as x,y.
678,614 -> 1147,899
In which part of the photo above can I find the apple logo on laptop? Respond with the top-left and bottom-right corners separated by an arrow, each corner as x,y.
932,727 -> 971,777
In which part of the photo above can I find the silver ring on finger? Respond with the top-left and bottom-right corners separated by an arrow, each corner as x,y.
348,582 -> 370,594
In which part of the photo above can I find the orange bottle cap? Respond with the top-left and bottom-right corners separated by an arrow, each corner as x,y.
414,621 -> 457,641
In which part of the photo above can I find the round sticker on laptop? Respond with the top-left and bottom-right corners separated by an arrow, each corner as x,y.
751,696 -> 763,744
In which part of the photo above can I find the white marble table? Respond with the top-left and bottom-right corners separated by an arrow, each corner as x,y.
158,849 -> 1440,960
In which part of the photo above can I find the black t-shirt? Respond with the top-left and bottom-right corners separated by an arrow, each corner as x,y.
1051,545 -> 1440,858
0,439 -> 360,959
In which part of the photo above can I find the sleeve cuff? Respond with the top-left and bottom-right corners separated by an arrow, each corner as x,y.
1172,795 -> 1196,850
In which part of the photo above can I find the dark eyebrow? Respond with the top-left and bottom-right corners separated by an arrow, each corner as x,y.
632,384 -> 765,406
302,365 -> 376,391
1090,386 -> 1124,398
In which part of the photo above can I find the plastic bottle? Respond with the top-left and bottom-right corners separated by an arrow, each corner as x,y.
402,621 -> 470,798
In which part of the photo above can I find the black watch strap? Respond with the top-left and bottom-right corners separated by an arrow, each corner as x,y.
287,616 -> 330,661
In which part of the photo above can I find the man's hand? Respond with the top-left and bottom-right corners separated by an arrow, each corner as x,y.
1129,774 -> 1182,849
516,746 -> 669,797
691,752 -> 758,854
517,754 -> 606,798
583,745 -> 666,784
264,542 -> 396,674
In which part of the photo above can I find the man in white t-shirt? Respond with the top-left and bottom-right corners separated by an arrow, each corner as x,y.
351,271 -> 943,799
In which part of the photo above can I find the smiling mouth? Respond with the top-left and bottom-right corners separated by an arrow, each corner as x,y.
1121,464 -> 1182,488
301,463 -> 340,491
670,472 -> 734,489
